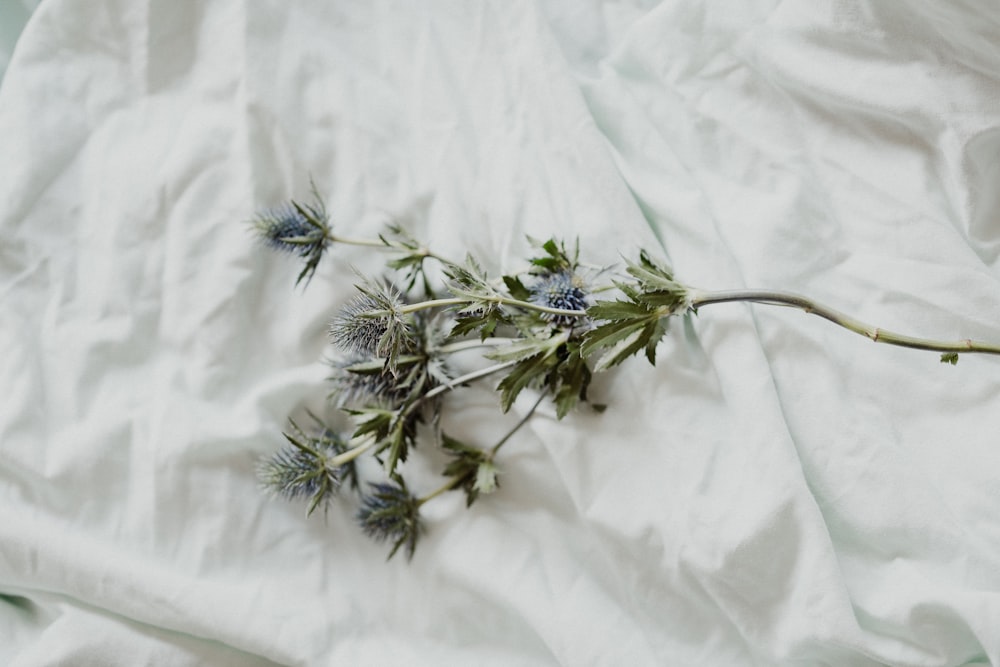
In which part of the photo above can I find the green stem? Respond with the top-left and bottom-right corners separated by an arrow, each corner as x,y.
434,338 -> 521,354
417,478 -> 461,507
690,288 -> 1000,356
326,233 -> 462,268
327,234 -> 387,248
327,437 -> 376,468
416,391 -> 546,507
497,296 -> 586,317
392,295 -> 586,318
490,392 -> 546,457
418,360 -> 521,404
390,360 -> 521,442
397,297 -> 468,313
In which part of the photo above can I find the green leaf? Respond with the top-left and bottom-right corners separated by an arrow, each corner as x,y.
503,275 -> 532,301
645,317 -> 670,365
586,299 -> 652,321
550,348 -> 592,419
384,421 -> 409,474
625,250 -> 681,291
485,335 -> 564,363
941,352 -> 959,365
591,321 -> 657,372
474,462 -> 499,495
525,236 -> 578,274
447,307 -> 511,341
346,408 -> 395,442
581,319 -> 649,359
441,433 -> 490,507
497,353 -> 557,412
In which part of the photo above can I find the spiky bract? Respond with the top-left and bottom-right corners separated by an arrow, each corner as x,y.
257,422 -> 349,514
356,480 -> 422,560
251,194 -> 331,286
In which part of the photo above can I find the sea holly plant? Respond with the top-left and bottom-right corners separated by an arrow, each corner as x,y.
251,188 -> 1000,560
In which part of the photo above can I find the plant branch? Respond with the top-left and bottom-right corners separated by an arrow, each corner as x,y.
328,436 -> 377,468
326,233 -> 388,248
417,477 -> 461,507
391,295 -> 586,318
326,232 -> 461,268
419,361 -> 521,403
490,392 -> 546,457
690,288 -> 1000,356
434,338 -> 522,355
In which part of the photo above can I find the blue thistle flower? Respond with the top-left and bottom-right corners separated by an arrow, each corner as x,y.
329,282 -> 417,374
251,194 -> 331,286
257,419 -> 349,514
330,293 -> 394,356
356,480 -> 422,560
328,356 -> 411,408
530,270 -> 591,327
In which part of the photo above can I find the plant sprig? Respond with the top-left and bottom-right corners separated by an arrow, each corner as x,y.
252,187 -> 1000,559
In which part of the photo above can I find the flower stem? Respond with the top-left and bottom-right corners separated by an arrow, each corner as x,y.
326,233 -> 461,268
435,338 -> 521,355
328,437 -> 376,468
395,360 -> 521,428
397,297 -> 468,313
496,296 -> 587,317
417,478 -> 461,507
415,392 -> 545,507
327,234 -> 388,248
490,392 -> 546,457
419,361 -> 521,403
690,288 -> 1000,356
391,295 -> 586,318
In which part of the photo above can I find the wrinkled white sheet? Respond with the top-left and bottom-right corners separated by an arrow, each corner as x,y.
2,1 -> 1000,665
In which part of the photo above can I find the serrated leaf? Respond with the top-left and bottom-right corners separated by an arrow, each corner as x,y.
592,322 -> 655,372
553,367 -> 586,418
346,408 -> 395,442
441,433 -> 489,507
587,299 -> 652,321
382,420 -> 415,476
526,237 -> 578,274
486,336 -> 561,363
503,275 -> 532,301
497,353 -> 556,412
645,317 -> 669,365
581,319 -> 648,358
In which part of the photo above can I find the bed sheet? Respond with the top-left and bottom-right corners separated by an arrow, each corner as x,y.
2,1 -> 1000,665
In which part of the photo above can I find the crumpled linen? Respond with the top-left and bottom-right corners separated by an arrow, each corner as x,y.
2,1 -> 1000,665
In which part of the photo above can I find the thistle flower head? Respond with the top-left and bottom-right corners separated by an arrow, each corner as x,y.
257,419 -> 351,514
251,204 -> 324,253
329,282 -> 416,373
356,480 -> 422,560
530,270 -> 592,327
251,190 -> 331,286
328,356 -> 411,408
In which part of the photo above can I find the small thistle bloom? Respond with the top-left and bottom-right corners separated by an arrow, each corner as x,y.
356,480 -> 422,560
257,421 -> 350,514
251,197 -> 331,286
330,293 -> 394,355
328,356 -> 411,408
329,283 -> 416,373
530,270 -> 591,327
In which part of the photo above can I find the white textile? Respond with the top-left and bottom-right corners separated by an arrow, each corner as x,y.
2,1 -> 1000,665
